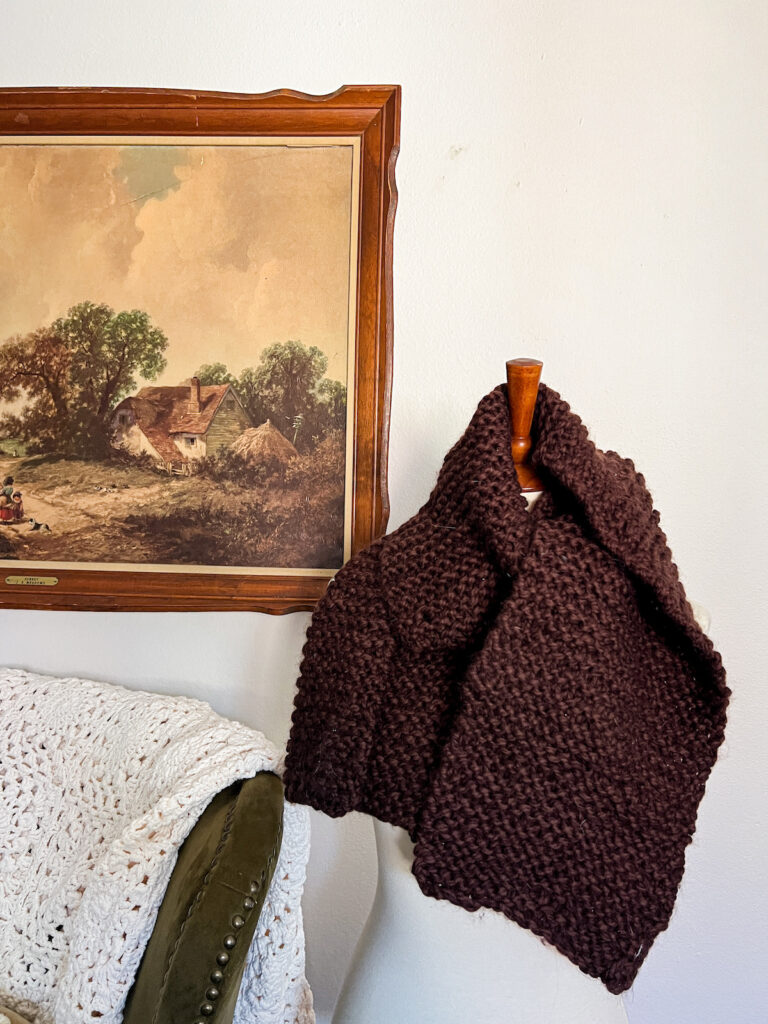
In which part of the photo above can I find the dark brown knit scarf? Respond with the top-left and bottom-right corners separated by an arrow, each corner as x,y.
284,381 -> 729,993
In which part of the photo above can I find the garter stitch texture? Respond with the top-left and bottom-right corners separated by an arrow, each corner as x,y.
0,668 -> 315,1024
284,381 -> 729,994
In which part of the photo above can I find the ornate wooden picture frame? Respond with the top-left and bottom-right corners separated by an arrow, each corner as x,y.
0,86 -> 399,612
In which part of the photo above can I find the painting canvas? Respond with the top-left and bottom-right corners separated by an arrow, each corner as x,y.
0,135 -> 359,575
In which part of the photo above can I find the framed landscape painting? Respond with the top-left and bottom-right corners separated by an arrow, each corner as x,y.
0,86 -> 399,611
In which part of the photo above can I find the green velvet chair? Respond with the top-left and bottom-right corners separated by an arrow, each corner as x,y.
1,772 -> 284,1024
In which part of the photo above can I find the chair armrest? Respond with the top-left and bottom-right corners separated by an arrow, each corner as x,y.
122,771 -> 284,1024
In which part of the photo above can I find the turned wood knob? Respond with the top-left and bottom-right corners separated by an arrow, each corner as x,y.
505,358 -> 544,492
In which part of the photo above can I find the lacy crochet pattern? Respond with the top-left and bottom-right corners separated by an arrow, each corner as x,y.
0,667 -> 314,1024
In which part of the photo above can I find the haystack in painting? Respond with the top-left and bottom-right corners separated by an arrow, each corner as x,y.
230,420 -> 298,469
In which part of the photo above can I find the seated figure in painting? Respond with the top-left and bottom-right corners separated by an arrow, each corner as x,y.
0,476 -> 14,509
0,492 -> 24,524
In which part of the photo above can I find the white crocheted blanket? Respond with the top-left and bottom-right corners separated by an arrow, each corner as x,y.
0,667 -> 314,1024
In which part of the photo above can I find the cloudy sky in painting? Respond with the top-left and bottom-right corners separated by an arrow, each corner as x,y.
0,141 -> 354,385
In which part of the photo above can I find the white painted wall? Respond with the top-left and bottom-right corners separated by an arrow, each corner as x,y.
1,2 -> 766,1022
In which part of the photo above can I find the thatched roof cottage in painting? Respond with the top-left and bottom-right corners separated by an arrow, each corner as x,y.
111,377 -> 251,473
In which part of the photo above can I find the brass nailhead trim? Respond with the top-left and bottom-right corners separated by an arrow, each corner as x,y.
192,814 -> 283,1024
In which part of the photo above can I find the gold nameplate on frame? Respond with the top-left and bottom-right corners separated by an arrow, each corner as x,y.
5,575 -> 59,587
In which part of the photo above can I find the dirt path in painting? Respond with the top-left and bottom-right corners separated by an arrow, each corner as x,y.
0,456 -> 173,564
0,443 -> 344,569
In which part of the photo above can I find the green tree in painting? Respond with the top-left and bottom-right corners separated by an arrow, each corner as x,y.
242,340 -> 346,451
194,362 -> 237,387
317,377 -> 347,433
252,340 -> 329,432
0,301 -> 168,457
235,365 -> 268,426
193,340 -> 346,452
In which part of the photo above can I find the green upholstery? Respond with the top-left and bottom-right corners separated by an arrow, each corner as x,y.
1,773 -> 283,1024
122,771 -> 284,1024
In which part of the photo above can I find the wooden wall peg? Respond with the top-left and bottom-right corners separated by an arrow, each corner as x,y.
506,358 -> 545,492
